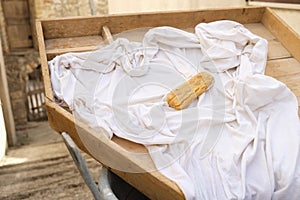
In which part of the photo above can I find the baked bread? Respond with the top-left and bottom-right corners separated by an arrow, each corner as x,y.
166,72 -> 214,110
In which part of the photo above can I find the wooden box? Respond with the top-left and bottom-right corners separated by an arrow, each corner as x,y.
36,7 -> 300,200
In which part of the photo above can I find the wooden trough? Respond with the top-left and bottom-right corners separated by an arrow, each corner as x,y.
36,6 -> 300,199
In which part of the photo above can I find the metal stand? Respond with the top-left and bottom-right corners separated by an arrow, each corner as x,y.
61,132 -> 118,200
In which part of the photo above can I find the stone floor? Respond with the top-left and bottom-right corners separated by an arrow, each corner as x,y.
0,121 -> 102,200
0,121 -> 149,200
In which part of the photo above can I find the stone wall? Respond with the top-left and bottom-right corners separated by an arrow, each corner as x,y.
34,0 -> 108,19
4,51 -> 40,127
1,0 -> 108,131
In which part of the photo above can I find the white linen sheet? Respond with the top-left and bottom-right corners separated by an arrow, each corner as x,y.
49,20 -> 300,200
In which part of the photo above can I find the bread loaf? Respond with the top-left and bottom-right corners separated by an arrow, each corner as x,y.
166,72 -> 214,110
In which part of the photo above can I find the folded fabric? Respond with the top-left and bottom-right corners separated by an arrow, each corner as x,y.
49,20 -> 300,200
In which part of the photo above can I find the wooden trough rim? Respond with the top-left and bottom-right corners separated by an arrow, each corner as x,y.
37,6 -> 300,200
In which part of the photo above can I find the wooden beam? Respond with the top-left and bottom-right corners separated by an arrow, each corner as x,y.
45,99 -> 184,200
37,7 -> 300,199
40,7 -> 265,39
102,26 -> 114,44
266,58 -> 300,116
28,0 -> 39,49
248,1 -> 300,10
36,21 -> 54,101
262,7 -> 300,62
46,46 -> 99,60
0,39 -> 16,146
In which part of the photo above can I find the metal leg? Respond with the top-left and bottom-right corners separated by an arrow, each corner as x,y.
61,132 -> 102,200
98,168 -> 118,200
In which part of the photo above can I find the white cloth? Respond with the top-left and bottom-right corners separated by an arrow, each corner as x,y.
49,20 -> 300,200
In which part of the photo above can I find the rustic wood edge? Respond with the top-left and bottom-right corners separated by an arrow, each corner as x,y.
45,99 -> 185,200
39,11 -> 185,198
38,6 -> 300,199
40,6 -> 265,39
38,6 -> 266,22
248,1 -> 300,10
262,7 -> 300,63
102,26 -> 114,44
46,46 -> 99,60
36,20 -> 54,101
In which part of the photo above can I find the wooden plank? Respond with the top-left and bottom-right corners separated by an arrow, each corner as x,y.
37,7 -> 300,199
28,0 -> 38,49
243,23 -> 292,60
271,68 -> 300,90
45,99 -> 184,200
36,21 -> 54,101
266,58 -> 300,116
45,36 -> 103,50
7,24 -> 32,49
266,57 -> 300,78
251,0 -> 300,4
248,1 -> 300,10
3,0 -> 32,49
102,26 -> 114,44
277,73 -> 300,116
45,36 -> 104,59
2,0 -> 29,18
244,23 -> 275,40
46,46 -> 100,60
267,40 -> 291,60
43,26 -> 184,199
41,7 -> 265,39
113,27 -> 151,42
5,18 -> 30,25
262,7 -> 300,62
0,37 -> 16,146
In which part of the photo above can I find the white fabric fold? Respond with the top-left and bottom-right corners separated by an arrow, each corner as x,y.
48,20 -> 300,200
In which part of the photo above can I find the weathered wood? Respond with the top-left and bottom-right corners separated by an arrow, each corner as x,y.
7,24 -> 32,49
244,23 -> 293,61
37,6 -> 300,200
2,0 -> 33,49
28,0 -> 39,49
277,73 -> 300,116
266,57 -> 300,78
266,58 -> 300,115
102,26 -> 114,44
46,46 -> 100,60
45,36 -> 103,59
45,99 -> 184,200
36,21 -> 54,101
244,23 -> 276,40
45,36 -> 103,50
2,0 -> 29,17
114,27 -> 151,42
41,7 -> 265,39
267,40 -> 291,60
262,7 -> 300,62
249,1 -> 300,10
